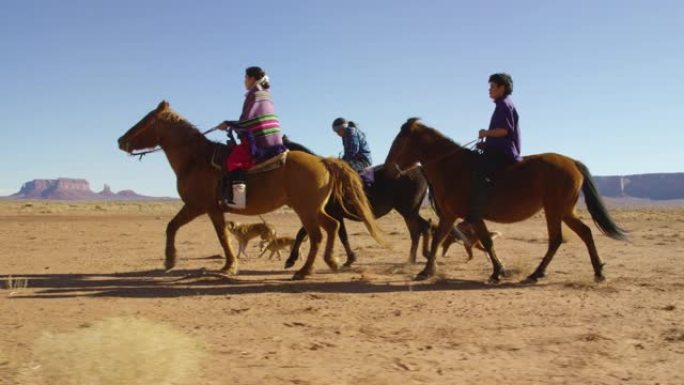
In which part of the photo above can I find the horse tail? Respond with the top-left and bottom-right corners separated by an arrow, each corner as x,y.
321,158 -> 384,245
575,161 -> 628,240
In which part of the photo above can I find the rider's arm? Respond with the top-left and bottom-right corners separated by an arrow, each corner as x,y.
479,128 -> 509,138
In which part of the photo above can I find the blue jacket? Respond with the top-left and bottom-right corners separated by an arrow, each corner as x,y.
342,126 -> 372,166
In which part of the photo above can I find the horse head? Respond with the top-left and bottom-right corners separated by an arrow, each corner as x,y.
118,100 -> 170,154
385,117 -> 422,177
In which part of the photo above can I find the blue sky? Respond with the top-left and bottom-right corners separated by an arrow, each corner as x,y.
1,0 -> 682,197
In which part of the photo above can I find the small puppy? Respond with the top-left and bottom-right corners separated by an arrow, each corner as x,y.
258,236 -> 297,260
431,219 -> 501,260
226,220 -> 276,258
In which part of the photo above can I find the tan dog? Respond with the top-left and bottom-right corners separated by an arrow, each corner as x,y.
226,220 -> 276,258
258,236 -> 297,260
430,219 -> 501,261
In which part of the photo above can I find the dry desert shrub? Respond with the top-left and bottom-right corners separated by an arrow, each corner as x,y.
15,317 -> 204,385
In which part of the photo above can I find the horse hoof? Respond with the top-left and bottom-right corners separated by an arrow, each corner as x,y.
284,259 -> 296,269
594,275 -> 606,283
521,276 -> 538,284
414,270 -> 434,281
486,276 -> 500,284
220,265 -> 238,276
164,260 -> 176,271
500,269 -> 512,278
292,271 -> 309,281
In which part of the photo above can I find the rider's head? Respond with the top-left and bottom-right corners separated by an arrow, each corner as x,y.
332,117 -> 348,137
488,73 -> 513,100
245,66 -> 270,90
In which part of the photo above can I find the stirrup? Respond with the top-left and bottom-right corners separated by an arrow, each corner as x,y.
226,183 -> 246,209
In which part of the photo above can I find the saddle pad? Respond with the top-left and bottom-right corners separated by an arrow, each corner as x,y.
248,150 -> 289,175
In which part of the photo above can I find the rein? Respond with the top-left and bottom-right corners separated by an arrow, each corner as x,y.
394,138 -> 480,176
129,126 -> 222,161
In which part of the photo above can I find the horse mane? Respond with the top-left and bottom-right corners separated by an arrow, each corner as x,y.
282,135 -> 317,155
160,110 -> 207,140
403,118 -> 466,153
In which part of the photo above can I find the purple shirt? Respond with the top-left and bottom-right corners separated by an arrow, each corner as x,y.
483,95 -> 521,161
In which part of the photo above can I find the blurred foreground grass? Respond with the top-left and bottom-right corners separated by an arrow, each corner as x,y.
8,317 -> 205,385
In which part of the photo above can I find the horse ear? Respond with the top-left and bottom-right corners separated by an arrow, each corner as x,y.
157,100 -> 170,111
402,117 -> 421,132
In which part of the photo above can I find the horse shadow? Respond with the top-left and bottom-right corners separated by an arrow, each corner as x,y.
3,268 -> 545,299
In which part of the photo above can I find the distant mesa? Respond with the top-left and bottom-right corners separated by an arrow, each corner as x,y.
594,173 -> 684,201
5,178 -> 174,201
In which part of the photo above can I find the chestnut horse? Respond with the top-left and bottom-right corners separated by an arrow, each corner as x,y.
385,118 -> 627,283
281,136 -> 432,268
117,101 -> 382,279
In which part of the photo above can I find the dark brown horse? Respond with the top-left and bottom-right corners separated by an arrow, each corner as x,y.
117,101 -> 382,280
282,136 -> 432,268
385,118 -> 627,283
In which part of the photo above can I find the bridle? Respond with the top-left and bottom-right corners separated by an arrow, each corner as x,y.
125,117 -> 222,160
393,138 -> 480,176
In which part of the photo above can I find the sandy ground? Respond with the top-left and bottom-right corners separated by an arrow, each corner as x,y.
1,200 -> 683,385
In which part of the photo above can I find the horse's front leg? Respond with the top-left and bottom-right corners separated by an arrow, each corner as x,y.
207,210 -> 238,275
471,219 -> 507,283
416,216 -> 456,280
165,204 -> 204,271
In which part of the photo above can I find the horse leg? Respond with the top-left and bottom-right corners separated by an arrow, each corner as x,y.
525,211 -> 563,283
293,217 -> 323,280
338,219 -> 358,268
471,219 -> 507,282
165,204 -> 204,271
207,210 -> 238,275
319,211 -> 341,272
285,227 -> 307,269
416,216 -> 455,280
563,214 -> 605,282
402,214 -> 427,264
419,217 -> 432,260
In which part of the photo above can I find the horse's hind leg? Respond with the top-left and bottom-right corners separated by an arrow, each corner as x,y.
293,217 -> 323,280
563,213 -> 605,281
206,210 -> 238,274
165,204 -> 203,271
337,219 -> 358,268
402,214 -> 429,264
285,227 -> 307,269
319,211 -> 341,272
525,210 -> 563,283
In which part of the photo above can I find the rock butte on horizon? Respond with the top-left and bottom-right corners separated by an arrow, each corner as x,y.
6,173 -> 684,201
8,178 -> 172,201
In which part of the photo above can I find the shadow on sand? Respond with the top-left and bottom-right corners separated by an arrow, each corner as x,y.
3,266 -> 544,299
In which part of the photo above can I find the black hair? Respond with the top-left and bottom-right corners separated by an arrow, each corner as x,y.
332,117 -> 347,128
488,73 -> 513,95
246,66 -> 269,89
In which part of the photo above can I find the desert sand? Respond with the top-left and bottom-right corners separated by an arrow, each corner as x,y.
1,200 -> 683,384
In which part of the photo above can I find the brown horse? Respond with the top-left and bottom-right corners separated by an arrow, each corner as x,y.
117,101 -> 382,280
385,118 -> 627,283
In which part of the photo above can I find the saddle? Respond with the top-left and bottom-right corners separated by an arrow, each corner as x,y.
359,167 -> 375,188
211,145 -> 289,175
214,147 -> 289,205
